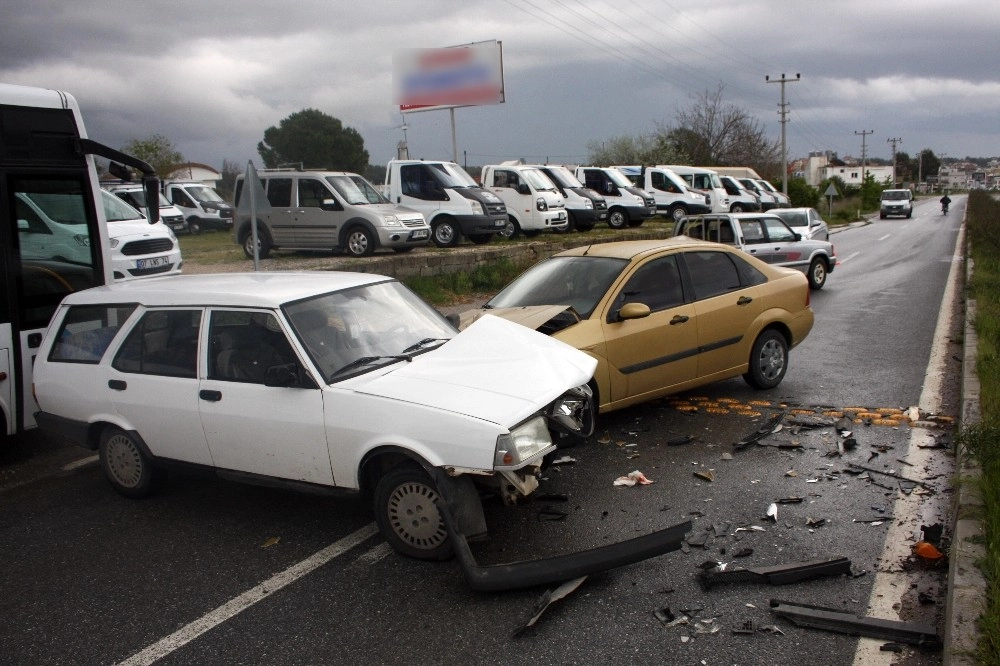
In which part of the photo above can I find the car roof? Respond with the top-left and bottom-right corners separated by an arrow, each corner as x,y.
553,237 -> 729,260
59,272 -> 391,308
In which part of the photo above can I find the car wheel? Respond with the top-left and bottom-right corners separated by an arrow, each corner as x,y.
669,205 -> 687,223
374,465 -> 453,561
241,227 -> 272,259
743,329 -> 788,389
808,258 -> 827,290
431,217 -> 460,248
393,246 -> 415,253
574,220 -> 595,232
607,208 -> 629,229
880,213 -> 886,219
523,229 -> 540,237
467,233 -> 493,245
498,216 -> 521,239
345,226 -> 376,257
627,217 -> 644,228
99,426 -> 157,498
187,218 -> 201,235
730,203 -> 745,213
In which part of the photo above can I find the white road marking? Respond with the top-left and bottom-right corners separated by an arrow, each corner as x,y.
117,523 -> 379,666
877,234 -> 891,241
851,222 -> 963,665
62,455 -> 99,471
839,251 -> 860,265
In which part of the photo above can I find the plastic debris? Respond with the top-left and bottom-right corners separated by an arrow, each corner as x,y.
806,517 -> 828,528
597,432 -> 611,444
733,547 -> 754,558
693,470 -> 715,482
666,434 -> 695,446
766,503 -> 778,522
614,470 -> 654,486
698,557 -> 851,591
721,452 -> 734,460
513,576 -> 587,638
912,541 -> 945,561
769,599 -> 941,649
261,536 -> 280,548
551,456 -> 576,465
776,497 -> 804,504
785,469 -> 798,477
538,507 -> 568,521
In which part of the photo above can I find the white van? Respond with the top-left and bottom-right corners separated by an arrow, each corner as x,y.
660,166 -> 729,213
481,164 -> 568,237
233,169 -> 430,257
613,166 -> 712,221
718,176 -> 761,212
527,165 -> 607,232
162,181 -> 234,233
575,166 -> 655,229
105,183 -> 188,234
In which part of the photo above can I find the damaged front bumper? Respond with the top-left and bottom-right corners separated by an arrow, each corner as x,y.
436,497 -> 690,592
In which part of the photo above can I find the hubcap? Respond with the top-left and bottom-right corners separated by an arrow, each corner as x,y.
434,224 -> 455,245
386,481 -> 448,550
812,263 -> 825,284
105,434 -> 143,488
348,231 -> 369,255
758,339 -> 785,381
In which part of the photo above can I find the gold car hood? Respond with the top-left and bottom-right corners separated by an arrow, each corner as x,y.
457,305 -> 579,333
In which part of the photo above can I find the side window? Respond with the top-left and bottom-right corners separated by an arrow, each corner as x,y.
617,255 -> 684,313
763,218 -> 797,242
170,188 -> 195,208
113,309 -> 202,378
683,251 -> 743,301
682,220 -> 704,240
706,220 -> 736,245
298,179 -> 328,207
492,170 -> 510,188
209,310 -> 297,384
740,220 -> 766,243
583,170 -> 602,191
400,165 -> 421,197
266,178 -> 292,207
650,172 -> 664,190
730,254 -> 769,287
48,304 -> 138,363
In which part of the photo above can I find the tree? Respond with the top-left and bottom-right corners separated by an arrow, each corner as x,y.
786,177 -> 819,208
665,84 -> 780,173
120,134 -> 184,177
257,109 -> 369,172
585,132 -> 688,166
217,159 -> 242,202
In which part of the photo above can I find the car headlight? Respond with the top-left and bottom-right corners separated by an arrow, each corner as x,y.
73,234 -> 91,248
470,201 -> 485,215
536,197 -> 548,212
166,227 -> 177,241
494,416 -> 553,469
583,199 -> 594,209
109,238 -> 120,249
382,215 -> 401,226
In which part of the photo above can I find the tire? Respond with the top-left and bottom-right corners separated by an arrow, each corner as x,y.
467,233 -> 493,245
807,258 -> 827,290
523,229 -> 540,238
345,226 -> 376,257
187,218 -> 202,235
374,465 -> 453,561
393,246 -> 415,253
627,218 -> 644,228
730,203 -> 745,213
431,217 -> 460,248
574,221 -> 595,232
743,329 -> 789,390
241,227 -> 272,259
499,216 -> 521,239
607,207 -> 629,229
99,426 -> 157,499
880,213 -> 886,219
669,205 -> 687,223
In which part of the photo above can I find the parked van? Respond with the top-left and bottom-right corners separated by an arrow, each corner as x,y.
162,180 -> 234,233
105,183 -> 188,234
233,169 -> 430,258
718,176 -> 761,212
481,164 -> 568,238
755,179 -> 790,208
660,165 -> 729,213
384,159 -> 507,247
739,178 -> 778,210
613,166 -> 712,222
527,164 -> 607,231
575,166 -> 655,228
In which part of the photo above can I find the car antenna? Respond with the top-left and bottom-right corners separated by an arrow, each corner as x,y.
582,245 -> 593,256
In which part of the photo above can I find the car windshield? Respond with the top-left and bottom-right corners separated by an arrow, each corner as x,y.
185,186 -> 224,203
101,191 -> 144,222
285,280 -> 456,382
486,255 -> 629,319
327,175 -> 389,205
544,167 -> 583,188
882,191 -> 910,200
773,210 -> 807,227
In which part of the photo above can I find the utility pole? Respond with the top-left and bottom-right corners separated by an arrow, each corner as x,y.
887,137 -> 902,187
855,130 -> 874,186
766,73 -> 800,195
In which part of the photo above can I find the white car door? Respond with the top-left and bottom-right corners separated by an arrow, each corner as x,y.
198,309 -> 334,485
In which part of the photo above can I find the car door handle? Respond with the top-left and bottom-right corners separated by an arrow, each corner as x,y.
737,296 -> 753,305
108,379 -> 126,391
199,389 -> 222,402
670,315 -> 689,325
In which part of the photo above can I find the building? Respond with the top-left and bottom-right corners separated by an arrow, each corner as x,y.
167,162 -> 221,187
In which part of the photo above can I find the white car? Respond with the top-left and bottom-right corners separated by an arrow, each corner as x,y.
101,190 -> 183,280
771,207 -> 830,241
32,273 -> 597,562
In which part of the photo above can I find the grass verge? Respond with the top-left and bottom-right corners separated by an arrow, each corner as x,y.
962,189 -> 1000,663
402,257 -> 529,305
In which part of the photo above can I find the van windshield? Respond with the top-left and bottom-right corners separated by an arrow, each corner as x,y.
605,169 -> 633,187
327,175 -> 389,205
430,163 -> 478,188
881,190 -> 911,200
544,167 -> 584,188
185,185 -> 224,203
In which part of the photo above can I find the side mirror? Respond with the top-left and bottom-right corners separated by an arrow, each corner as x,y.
793,233 -> 802,241
320,198 -> 340,211
142,176 -> 161,225
517,183 -> 531,195
264,363 -> 300,388
617,302 -> 651,321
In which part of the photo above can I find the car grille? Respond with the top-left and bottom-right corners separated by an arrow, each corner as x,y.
121,239 -> 174,256
220,208 -> 234,219
486,202 -> 506,216
593,200 -> 608,211
643,195 -> 655,207
163,215 -> 184,224
401,218 -> 425,228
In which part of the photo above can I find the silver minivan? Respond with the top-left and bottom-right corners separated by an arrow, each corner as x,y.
234,170 -> 430,258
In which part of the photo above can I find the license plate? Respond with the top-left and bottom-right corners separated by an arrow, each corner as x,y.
598,213 -> 607,220
495,219 -> 506,227
411,229 -> 429,240
137,256 -> 169,270
557,212 -> 567,221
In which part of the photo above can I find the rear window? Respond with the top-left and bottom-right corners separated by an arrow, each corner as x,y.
48,304 -> 138,363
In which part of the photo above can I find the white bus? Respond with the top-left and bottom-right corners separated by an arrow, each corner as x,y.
1,83 -> 159,437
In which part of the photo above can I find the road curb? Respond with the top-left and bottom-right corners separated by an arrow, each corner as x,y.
945,233 -> 987,665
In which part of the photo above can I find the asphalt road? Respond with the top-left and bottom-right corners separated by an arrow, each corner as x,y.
0,197 -> 963,666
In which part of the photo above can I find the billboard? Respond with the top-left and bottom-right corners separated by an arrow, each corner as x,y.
394,40 -> 504,113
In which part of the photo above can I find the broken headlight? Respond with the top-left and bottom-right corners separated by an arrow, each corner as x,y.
494,416 -> 553,470
545,384 -> 595,438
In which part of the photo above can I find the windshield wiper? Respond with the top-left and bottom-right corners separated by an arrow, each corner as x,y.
401,338 -> 450,354
331,354 -> 411,378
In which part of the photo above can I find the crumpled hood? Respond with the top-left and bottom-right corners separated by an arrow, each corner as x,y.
457,305 -> 579,336
352,314 -> 596,428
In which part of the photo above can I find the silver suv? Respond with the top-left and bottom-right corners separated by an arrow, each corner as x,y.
234,169 -> 430,257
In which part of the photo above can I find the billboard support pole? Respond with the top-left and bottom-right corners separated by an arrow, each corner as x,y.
450,108 -> 458,163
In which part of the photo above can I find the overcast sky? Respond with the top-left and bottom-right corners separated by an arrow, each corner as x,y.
3,0 -> 997,173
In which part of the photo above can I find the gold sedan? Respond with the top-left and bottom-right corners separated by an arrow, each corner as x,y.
460,238 -> 814,414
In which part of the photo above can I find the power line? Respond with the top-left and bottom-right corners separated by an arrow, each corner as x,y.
767,73 -> 800,194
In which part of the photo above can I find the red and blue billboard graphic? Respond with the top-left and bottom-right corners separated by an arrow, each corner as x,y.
394,41 -> 504,113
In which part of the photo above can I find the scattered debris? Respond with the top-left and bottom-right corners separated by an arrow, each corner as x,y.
550,456 -> 576,466
597,432 -> 611,444
769,599 -> 943,650
785,469 -> 798,477
806,517 -> 828,528
912,541 -> 945,562
847,463 -> 936,493
513,576 -> 587,638
694,470 -> 715,483
776,497 -> 804,504
918,591 -> 937,605
538,507 -> 569,521
666,434 -> 695,446
535,493 -> 569,502
261,536 -> 280,548
697,557 -> 852,591
732,547 -> 754,558
721,452 -> 734,460
787,415 -> 837,429
733,619 -> 756,634
614,470 -> 655,486
880,643 -> 904,653
734,411 -> 787,449
712,523 -> 731,537
735,525 -> 766,533
687,532 -> 711,548
653,606 -> 677,626
853,517 -> 893,524
766,503 -> 778,522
